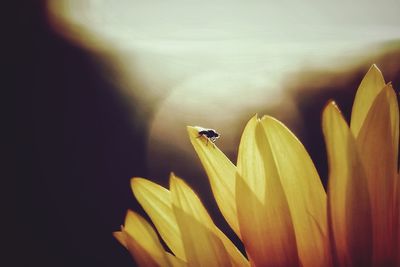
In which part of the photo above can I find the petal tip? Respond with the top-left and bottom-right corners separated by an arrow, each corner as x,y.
169,173 -> 189,192
248,114 -> 259,122
131,177 -> 145,185
369,64 -> 382,75
125,209 -> 135,218
370,63 -> 379,70
323,100 -> 340,113
131,177 -> 149,195
260,114 -> 283,127
366,63 -> 384,81
187,126 -> 199,138
260,114 -> 274,121
113,231 -> 127,248
169,172 -> 180,188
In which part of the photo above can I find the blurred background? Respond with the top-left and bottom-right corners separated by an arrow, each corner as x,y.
11,0 -> 400,266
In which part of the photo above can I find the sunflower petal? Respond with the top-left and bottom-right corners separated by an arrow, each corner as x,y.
120,210 -> 171,267
214,228 -> 250,267
396,172 -> 400,266
393,173 -> 400,266
133,176 -> 248,266
131,177 -> 186,261
170,173 -> 231,267
236,115 -> 299,267
356,85 -> 398,265
386,83 -> 399,175
115,230 -> 160,267
350,64 -> 385,137
166,253 -> 188,267
187,126 -> 240,238
323,101 -> 372,267
113,230 -> 127,248
260,115 -> 329,267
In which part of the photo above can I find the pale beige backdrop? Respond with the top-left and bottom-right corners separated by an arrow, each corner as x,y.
47,0 -> 400,183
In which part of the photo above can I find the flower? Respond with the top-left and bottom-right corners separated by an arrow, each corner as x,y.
114,65 -> 399,267
323,65 -> 399,267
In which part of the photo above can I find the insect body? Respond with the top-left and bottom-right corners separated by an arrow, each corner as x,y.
195,126 -> 220,145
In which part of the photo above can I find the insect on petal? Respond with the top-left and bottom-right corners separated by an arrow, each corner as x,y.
187,126 -> 241,238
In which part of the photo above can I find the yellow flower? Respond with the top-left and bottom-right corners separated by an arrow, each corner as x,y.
323,65 -> 399,267
114,65 -> 399,267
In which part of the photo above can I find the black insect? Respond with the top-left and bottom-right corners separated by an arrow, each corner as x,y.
195,126 -> 220,146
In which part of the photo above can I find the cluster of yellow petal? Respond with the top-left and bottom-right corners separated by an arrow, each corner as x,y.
324,65 -> 399,267
114,65 -> 400,267
115,174 -> 248,267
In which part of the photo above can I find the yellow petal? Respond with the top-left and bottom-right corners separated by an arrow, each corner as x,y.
115,230 -> 160,267
214,228 -> 250,267
170,173 -> 231,267
113,230 -> 127,248
122,210 -> 171,267
236,115 -> 299,267
133,176 -> 248,267
350,64 -> 386,137
131,177 -> 186,261
260,115 -> 329,267
396,173 -> 400,266
118,230 -> 185,267
166,253 -> 188,267
187,126 -> 240,238
386,83 -> 399,175
322,101 -> 372,267
356,85 -> 398,265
